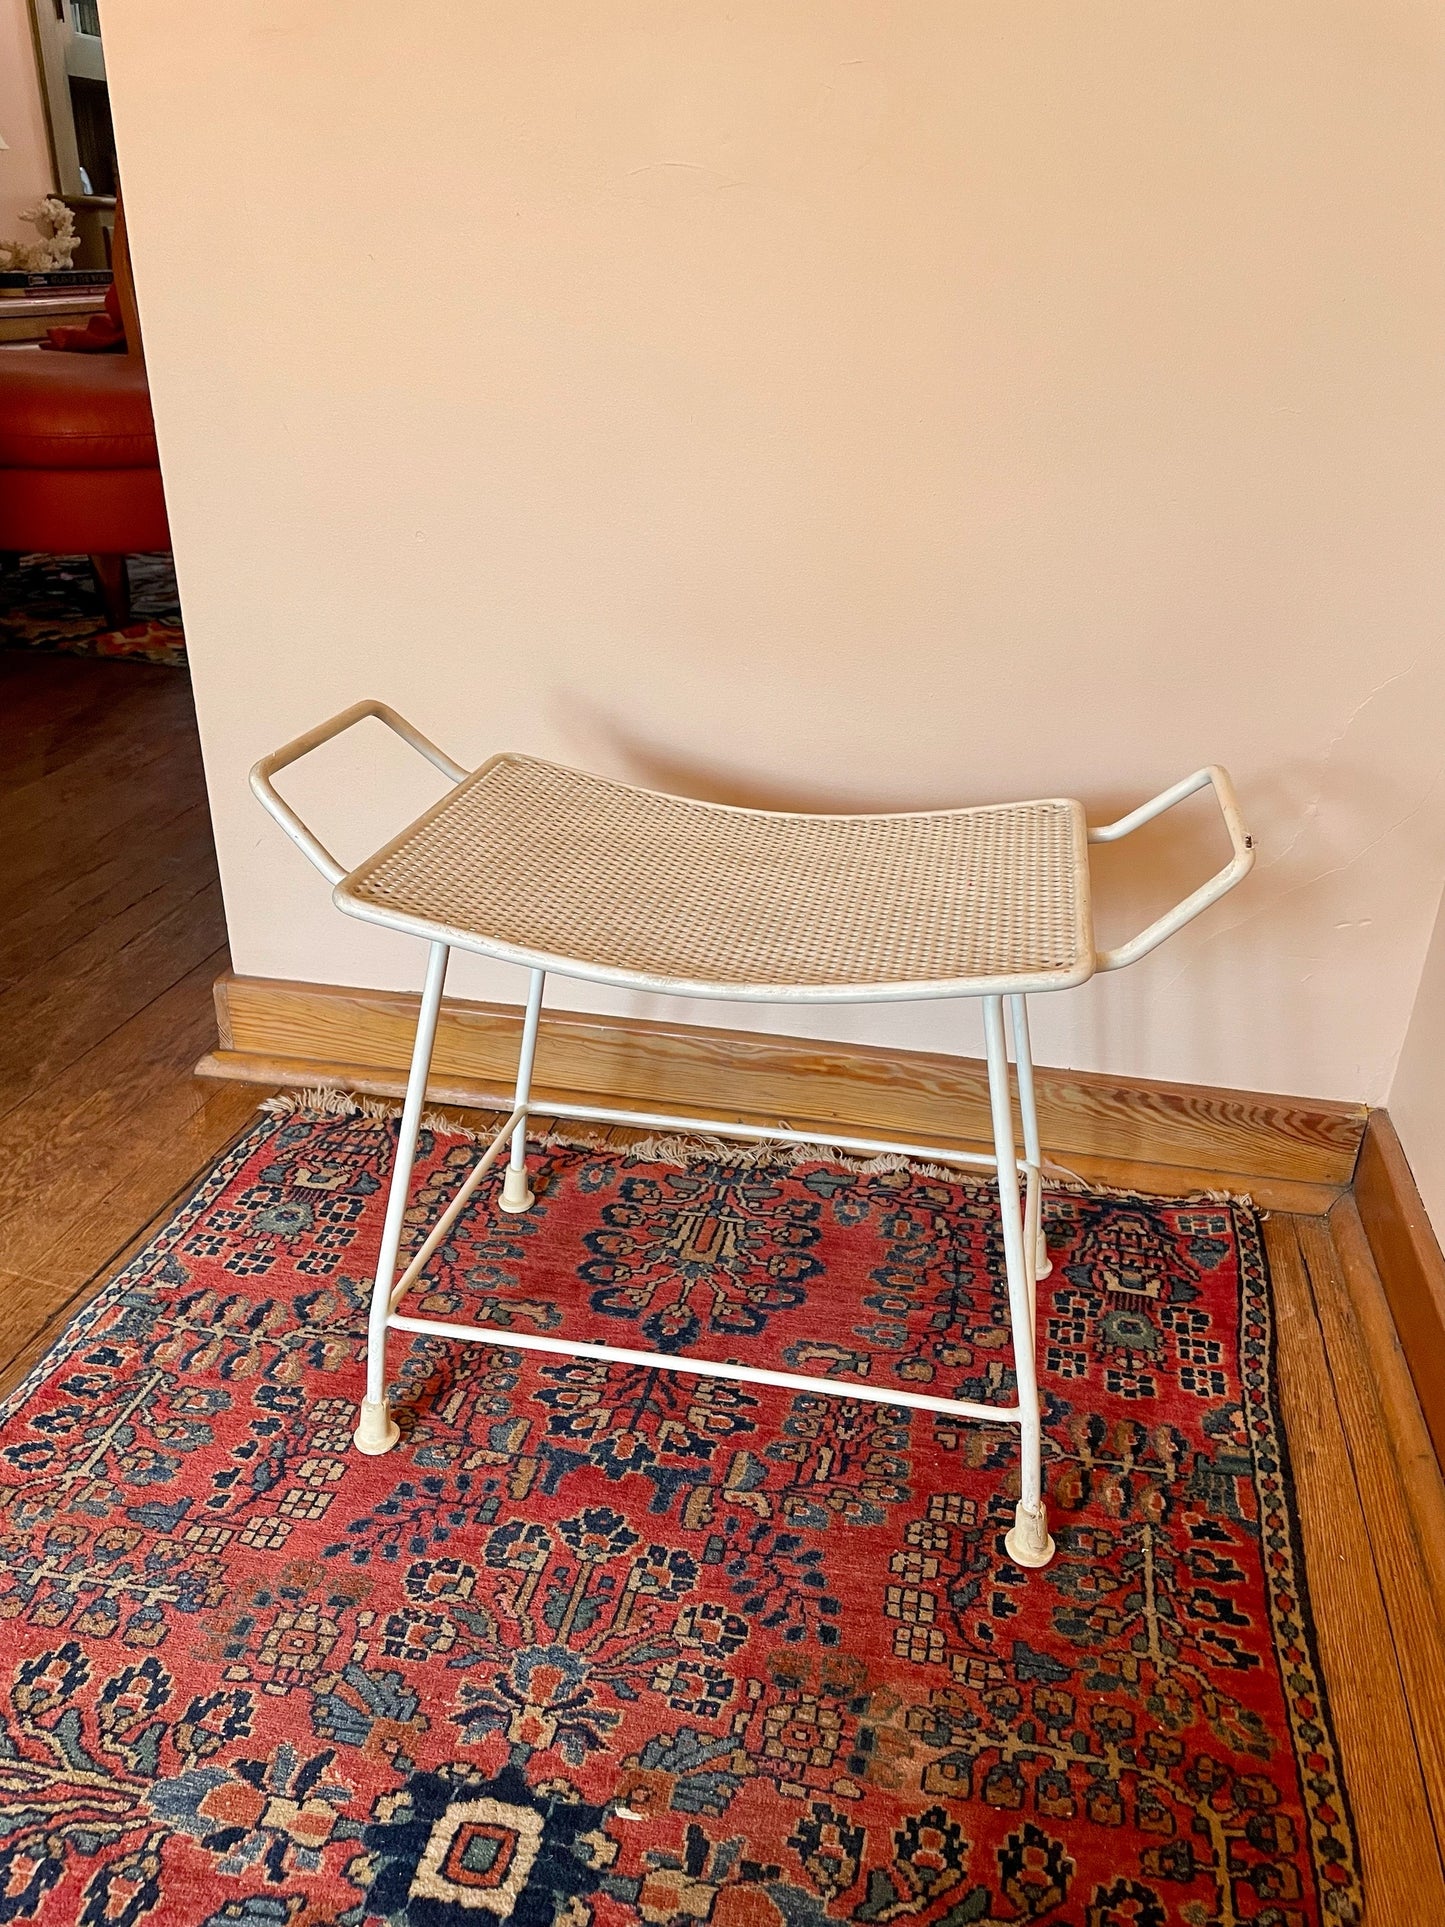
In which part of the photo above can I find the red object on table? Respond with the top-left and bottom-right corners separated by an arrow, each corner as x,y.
40,282 -> 127,353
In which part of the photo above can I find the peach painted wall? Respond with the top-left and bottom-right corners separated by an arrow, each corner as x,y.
0,0 -> 53,234
1390,889 -> 1445,1234
99,1 -> 1445,1104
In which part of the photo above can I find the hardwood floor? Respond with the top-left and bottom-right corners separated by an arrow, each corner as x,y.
1,648 -> 1442,1921
0,652 -> 261,1389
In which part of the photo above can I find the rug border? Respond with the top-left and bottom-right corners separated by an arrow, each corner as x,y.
1234,1195 -> 1363,1913
0,1106 -> 285,1438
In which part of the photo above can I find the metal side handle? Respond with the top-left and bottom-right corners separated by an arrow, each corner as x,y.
249,700 -> 468,884
1089,765 -> 1255,972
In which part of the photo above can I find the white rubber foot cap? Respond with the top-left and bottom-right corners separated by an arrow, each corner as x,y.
1004,1500 -> 1056,1569
354,1398 -> 400,1456
497,1166 -> 535,1214
1036,1237 -> 1053,1280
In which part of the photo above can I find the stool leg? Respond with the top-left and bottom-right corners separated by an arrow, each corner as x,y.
498,968 -> 545,1214
1007,994 -> 1051,1289
984,996 -> 1056,1570
355,940 -> 450,1455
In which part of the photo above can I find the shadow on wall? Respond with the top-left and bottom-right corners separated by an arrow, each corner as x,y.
563,686 -> 1240,926
1074,747 -> 1444,1097
558,695 -> 1444,1097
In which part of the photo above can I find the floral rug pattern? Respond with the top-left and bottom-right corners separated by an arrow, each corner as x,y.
0,551 -> 184,665
0,1107 -> 1361,1924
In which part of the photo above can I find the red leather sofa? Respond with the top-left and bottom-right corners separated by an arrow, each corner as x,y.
0,349 -> 169,627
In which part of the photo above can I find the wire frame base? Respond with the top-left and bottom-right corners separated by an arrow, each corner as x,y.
379,1098 -> 1029,1430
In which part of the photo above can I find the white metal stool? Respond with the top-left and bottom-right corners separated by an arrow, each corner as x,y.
252,702 -> 1254,1570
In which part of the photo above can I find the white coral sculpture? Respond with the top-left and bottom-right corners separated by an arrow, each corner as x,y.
0,197 -> 81,273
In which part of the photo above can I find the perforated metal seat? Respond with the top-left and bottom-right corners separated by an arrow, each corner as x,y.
337,754 -> 1095,1000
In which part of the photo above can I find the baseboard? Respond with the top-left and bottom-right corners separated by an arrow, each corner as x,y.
199,970 -> 1366,1194
1353,1111 -> 1445,1469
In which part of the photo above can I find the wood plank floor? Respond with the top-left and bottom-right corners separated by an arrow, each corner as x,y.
0,653 -> 262,1386
1,648 -> 1442,1922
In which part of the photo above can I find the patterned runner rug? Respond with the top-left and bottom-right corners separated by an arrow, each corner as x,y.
0,552 -> 184,665
0,1103 -> 1360,1925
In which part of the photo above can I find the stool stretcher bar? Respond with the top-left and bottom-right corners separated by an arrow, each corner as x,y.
252,700 -> 1254,1572
388,1315 -> 1021,1429
380,1087 -> 1027,1421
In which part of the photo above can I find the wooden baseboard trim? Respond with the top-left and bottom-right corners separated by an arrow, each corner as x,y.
201,970 -> 1366,1192
1352,1111 -> 1445,1469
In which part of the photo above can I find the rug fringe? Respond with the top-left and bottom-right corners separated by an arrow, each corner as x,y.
255,1089 -> 1254,1207
258,1090 -> 967,1180
261,1086 -> 412,1125
261,1086 -> 517,1142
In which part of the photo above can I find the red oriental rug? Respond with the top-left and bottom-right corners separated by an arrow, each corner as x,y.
0,1103 -> 1361,1927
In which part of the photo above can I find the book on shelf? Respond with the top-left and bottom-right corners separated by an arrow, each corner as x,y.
0,269 -> 114,295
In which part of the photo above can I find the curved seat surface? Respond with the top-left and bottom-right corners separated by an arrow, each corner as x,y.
337,755 -> 1095,1001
